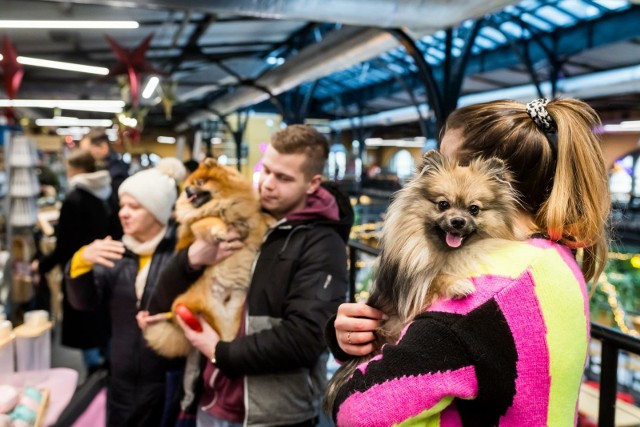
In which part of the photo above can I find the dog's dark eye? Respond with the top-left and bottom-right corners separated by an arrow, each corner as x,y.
195,179 -> 204,186
437,201 -> 450,211
469,205 -> 480,216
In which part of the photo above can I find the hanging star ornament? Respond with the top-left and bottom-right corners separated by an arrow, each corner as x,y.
106,33 -> 163,108
159,79 -> 177,121
0,36 -> 24,122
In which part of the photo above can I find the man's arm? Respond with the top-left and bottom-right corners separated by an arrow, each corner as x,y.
147,236 -> 244,314
216,228 -> 348,376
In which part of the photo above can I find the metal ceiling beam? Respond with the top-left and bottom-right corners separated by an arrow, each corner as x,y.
40,0 -> 516,30
317,6 -> 640,115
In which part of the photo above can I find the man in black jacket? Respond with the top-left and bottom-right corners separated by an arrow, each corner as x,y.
79,131 -> 129,239
148,124 -> 353,426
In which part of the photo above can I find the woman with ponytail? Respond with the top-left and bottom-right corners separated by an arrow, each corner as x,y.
326,98 -> 610,426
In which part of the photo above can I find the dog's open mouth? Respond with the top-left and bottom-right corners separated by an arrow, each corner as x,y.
185,187 -> 212,208
435,227 -> 473,249
446,232 -> 463,248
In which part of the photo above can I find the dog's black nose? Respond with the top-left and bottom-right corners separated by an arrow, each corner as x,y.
450,217 -> 466,229
185,186 -> 196,197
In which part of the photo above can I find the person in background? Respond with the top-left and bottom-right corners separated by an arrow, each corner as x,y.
35,149 -> 111,373
34,150 -> 61,199
79,130 -> 129,239
143,124 -> 354,427
65,166 -> 184,427
327,98 -> 610,426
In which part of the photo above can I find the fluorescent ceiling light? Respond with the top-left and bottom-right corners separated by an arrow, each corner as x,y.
364,137 -> 425,148
0,20 -> 138,29
19,56 -> 108,75
157,136 -> 176,144
0,99 -> 124,113
36,118 -> 113,127
55,127 -> 91,136
0,54 -> 108,75
142,76 -> 160,99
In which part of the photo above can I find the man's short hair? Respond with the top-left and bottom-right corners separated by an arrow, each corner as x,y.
67,149 -> 97,173
271,124 -> 329,178
88,131 -> 110,147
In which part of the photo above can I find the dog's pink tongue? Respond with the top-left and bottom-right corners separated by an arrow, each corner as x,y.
446,233 -> 462,248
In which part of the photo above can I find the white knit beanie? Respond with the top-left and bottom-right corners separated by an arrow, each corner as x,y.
118,168 -> 177,225
156,157 -> 188,184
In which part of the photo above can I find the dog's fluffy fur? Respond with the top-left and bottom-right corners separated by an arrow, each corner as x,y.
325,150 -> 520,413
144,158 -> 274,358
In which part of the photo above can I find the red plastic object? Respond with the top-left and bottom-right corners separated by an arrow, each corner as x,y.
175,304 -> 202,332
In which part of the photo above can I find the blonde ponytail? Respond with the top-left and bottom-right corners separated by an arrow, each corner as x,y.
541,99 -> 609,282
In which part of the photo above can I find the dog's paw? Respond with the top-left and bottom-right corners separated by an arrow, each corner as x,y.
191,217 -> 228,242
445,279 -> 475,299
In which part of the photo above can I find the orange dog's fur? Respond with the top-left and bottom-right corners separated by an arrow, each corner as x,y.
144,158 -> 274,358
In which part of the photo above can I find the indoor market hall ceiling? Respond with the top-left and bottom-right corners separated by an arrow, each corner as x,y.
0,0 -> 639,135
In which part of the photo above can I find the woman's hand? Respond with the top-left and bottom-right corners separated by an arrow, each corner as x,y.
334,302 -> 388,356
175,314 -> 220,360
136,310 -> 170,331
82,236 -> 125,268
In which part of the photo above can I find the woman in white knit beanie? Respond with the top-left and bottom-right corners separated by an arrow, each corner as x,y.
65,165 -> 185,426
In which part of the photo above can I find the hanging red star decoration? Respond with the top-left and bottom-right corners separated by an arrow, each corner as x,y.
106,33 -> 163,108
0,36 -> 24,123
0,36 -> 23,99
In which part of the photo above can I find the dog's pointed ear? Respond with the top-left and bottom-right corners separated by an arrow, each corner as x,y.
204,157 -> 218,168
475,157 -> 512,183
417,150 -> 444,175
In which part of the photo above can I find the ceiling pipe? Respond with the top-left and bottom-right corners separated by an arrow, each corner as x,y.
42,0 -> 516,30
208,26 -> 395,116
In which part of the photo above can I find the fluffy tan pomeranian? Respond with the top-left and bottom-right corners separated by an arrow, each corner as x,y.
325,149 -> 521,413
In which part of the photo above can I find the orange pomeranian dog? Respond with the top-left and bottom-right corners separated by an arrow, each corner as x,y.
144,158 -> 274,358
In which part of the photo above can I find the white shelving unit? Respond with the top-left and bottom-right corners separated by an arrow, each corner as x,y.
0,126 -> 39,318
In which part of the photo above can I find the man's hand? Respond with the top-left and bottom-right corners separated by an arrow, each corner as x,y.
82,236 -> 125,268
187,229 -> 244,269
175,314 -> 220,360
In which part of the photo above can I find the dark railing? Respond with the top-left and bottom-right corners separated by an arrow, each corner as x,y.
347,240 -> 640,427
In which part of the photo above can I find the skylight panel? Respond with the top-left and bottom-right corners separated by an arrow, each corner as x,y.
479,26 -> 507,44
558,1 -> 600,19
535,5 -> 574,26
591,0 -> 629,11
520,13 -> 553,31
499,21 -> 523,38
474,36 -> 497,50
427,47 -> 445,60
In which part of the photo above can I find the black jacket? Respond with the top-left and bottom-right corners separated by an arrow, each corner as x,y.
105,152 -> 129,240
66,225 -> 184,427
40,173 -> 112,349
151,183 -> 353,425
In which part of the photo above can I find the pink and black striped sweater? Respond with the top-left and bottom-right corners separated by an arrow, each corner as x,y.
333,239 -> 589,426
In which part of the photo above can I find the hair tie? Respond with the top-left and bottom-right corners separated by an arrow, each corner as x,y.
526,98 -> 557,133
